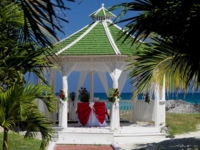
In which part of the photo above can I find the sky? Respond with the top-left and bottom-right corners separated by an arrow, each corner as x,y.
59,0 -> 135,39
54,0 -> 139,93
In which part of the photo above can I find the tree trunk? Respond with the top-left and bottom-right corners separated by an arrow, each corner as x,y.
3,128 -> 8,150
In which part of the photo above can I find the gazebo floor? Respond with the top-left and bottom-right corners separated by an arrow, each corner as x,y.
54,120 -> 155,128
53,120 -> 166,145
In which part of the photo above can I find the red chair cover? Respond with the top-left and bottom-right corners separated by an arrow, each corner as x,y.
77,103 -> 91,126
77,102 -> 108,126
94,102 -> 108,124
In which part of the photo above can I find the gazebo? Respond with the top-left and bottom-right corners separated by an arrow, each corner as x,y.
41,4 -> 166,145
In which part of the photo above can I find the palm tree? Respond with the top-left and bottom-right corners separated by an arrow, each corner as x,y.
110,0 -> 200,92
0,84 -> 56,150
0,1 -> 55,89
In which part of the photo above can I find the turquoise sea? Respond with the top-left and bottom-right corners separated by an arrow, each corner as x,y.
94,93 -> 200,104
57,92 -> 200,104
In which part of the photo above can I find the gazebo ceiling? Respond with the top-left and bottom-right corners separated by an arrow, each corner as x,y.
49,4 -> 145,56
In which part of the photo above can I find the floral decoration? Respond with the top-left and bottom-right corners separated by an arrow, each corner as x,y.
108,88 -> 120,102
79,87 -> 90,102
70,92 -> 75,102
59,90 -> 67,101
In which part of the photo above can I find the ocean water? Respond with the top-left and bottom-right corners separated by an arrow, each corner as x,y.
57,92 -> 200,104
93,93 -> 200,104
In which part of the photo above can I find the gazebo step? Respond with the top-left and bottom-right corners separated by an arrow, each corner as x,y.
115,132 -> 166,137
62,127 -> 111,133
119,127 -> 160,134
55,127 -> 166,145
114,133 -> 167,144
57,131 -> 113,144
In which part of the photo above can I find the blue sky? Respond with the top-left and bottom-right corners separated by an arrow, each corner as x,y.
55,0 -> 138,93
60,0 -> 135,39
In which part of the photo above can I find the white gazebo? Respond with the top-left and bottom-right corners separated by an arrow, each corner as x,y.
40,4 -> 166,145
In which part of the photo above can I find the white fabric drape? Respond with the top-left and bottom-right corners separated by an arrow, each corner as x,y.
69,71 -> 88,121
97,72 -> 109,97
50,69 -> 56,93
118,71 -> 128,95
49,69 -> 57,125
75,71 -> 88,100
39,69 -> 50,117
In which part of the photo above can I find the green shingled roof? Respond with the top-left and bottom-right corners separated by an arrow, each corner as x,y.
107,23 -> 145,55
50,5 -> 144,56
51,25 -> 91,54
61,22 -> 115,55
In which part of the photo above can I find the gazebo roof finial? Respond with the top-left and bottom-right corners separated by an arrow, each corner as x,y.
89,4 -> 116,21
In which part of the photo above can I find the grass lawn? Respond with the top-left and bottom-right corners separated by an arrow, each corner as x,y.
166,113 -> 200,135
0,131 -> 41,150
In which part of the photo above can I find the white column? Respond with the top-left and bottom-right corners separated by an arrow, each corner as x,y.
90,71 -> 94,101
106,62 -> 123,131
60,63 -> 76,128
162,75 -> 166,127
110,75 -> 120,131
154,82 -> 160,127
61,75 -> 68,128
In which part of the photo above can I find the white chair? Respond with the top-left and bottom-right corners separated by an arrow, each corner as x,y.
93,97 -> 99,102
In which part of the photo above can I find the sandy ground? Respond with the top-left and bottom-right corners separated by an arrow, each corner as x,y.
118,130 -> 200,150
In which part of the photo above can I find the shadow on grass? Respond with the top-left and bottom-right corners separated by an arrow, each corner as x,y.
132,137 -> 200,150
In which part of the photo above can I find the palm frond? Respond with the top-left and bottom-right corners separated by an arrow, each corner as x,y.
0,83 -> 56,149
111,0 -> 200,88
17,0 -> 74,48
128,37 -> 194,98
24,110 -> 53,149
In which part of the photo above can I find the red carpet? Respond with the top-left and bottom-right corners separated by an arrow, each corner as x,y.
54,145 -> 113,150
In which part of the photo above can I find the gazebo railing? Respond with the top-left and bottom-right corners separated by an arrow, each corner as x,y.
51,98 -> 158,124
133,100 -> 155,122
101,100 -> 134,122
51,98 -> 135,124
120,100 -> 134,121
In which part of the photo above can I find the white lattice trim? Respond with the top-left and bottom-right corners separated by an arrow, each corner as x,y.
102,21 -> 121,55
